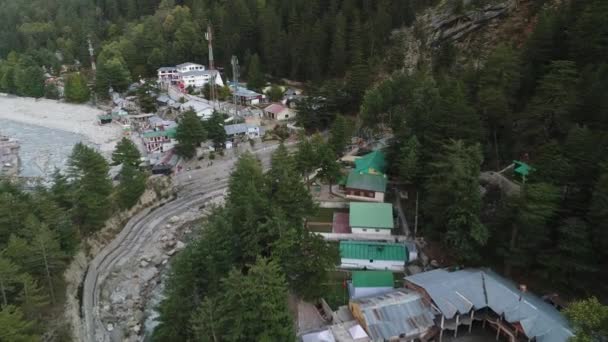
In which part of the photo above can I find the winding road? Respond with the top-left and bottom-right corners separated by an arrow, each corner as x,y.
80,143 -> 282,342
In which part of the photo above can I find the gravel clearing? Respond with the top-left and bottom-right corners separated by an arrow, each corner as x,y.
0,94 -> 122,154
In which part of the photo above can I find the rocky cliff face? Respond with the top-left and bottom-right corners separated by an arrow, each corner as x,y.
395,0 -> 532,72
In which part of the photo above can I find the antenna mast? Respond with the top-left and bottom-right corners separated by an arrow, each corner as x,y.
231,55 -> 239,121
205,23 -> 216,103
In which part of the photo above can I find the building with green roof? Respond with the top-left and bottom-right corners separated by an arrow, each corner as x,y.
344,172 -> 387,202
349,271 -> 395,299
349,202 -> 394,236
354,150 -> 386,175
142,127 -> 178,139
340,241 -> 408,271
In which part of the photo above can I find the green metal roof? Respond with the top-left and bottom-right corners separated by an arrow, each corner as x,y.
352,271 -> 394,288
355,150 -> 386,175
98,114 -> 112,121
142,127 -> 177,139
349,202 -> 393,229
346,172 -> 387,193
340,241 -> 407,262
514,160 -> 534,176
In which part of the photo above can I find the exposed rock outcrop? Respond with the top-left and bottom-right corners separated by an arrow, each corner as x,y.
396,0 -> 525,72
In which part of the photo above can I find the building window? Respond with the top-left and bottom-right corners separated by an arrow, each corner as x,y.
369,259 -> 373,263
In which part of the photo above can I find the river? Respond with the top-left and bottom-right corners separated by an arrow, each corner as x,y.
0,119 -> 92,178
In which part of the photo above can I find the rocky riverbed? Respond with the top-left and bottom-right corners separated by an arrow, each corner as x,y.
98,194 -> 225,341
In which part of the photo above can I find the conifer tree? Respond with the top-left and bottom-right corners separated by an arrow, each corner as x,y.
175,110 -> 206,159
246,53 -> 264,92
195,258 -> 294,342
112,137 -> 141,167
0,305 -> 38,342
68,143 -> 113,234
64,73 -> 90,103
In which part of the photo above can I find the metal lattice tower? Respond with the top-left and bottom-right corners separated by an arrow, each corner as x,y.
205,23 -> 216,103
231,55 -> 239,120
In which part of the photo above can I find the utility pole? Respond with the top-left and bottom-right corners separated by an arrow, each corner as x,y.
205,22 -> 216,104
414,191 -> 419,238
87,36 -> 96,71
87,36 -> 97,105
231,55 -> 239,121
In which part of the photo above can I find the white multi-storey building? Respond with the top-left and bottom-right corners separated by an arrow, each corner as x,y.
157,62 -> 224,89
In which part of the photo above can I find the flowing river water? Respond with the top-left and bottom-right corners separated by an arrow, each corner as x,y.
0,119 -> 92,178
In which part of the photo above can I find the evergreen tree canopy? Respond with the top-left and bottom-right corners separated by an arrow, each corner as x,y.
175,110 -> 206,159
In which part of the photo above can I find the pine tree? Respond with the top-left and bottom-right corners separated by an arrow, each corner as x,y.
201,258 -> 294,342
15,274 -> 48,321
329,12 -> 347,76
315,142 -> 341,190
539,217 -> 596,289
502,182 -> 560,275
524,60 -> 579,143
398,135 -> 420,184
0,305 -> 38,342
175,110 -> 206,159
267,144 -> 315,225
68,143 -> 113,235
295,135 -> 317,190
424,140 -> 487,262
246,53 -> 264,92
14,62 -> 44,98
116,164 -> 147,210
328,115 -> 350,156
64,73 -> 90,103
565,297 -> 608,342
24,223 -> 65,304
226,153 -> 270,263
588,165 -> 608,262
0,257 -> 19,307
112,137 -> 141,167
202,111 -> 226,148
96,49 -> 132,95
272,227 -> 338,300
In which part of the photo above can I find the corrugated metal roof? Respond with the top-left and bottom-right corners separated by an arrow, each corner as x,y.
349,202 -> 393,229
264,103 -> 287,114
352,289 -> 437,341
405,269 -> 574,342
142,127 -> 177,139
224,123 -> 259,136
352,271 -> 394,288
355,151 -> 386,175
340,241 -> 406,262
346,172 -> 387,193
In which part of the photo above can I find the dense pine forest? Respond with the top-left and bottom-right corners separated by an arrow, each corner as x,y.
1,0 -> 608,340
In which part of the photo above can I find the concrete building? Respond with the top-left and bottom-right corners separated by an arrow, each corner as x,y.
348,271 -> 394,299
157,63 -> 224,89
181,100 -> 214,119
348,202 -> 393,235
339,241 -> 409,271
264,103 -> 293,120
224,123 -> 260,140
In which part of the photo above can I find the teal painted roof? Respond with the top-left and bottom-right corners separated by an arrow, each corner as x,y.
514,160 -> 534,176
355,150 -> 386,174
352,271 -> 394,288
142,127 -> 177,139
98,114 -> 112,120
340,241 -> 407,262
346,172 -> 387,193
349,202 -> 393,229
